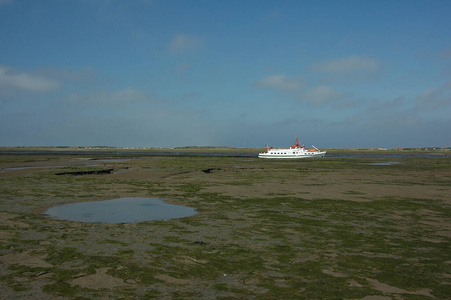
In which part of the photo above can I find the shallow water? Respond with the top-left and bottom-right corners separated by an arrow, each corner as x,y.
364,161 -> 401,166
44,197 -> 197,223
0,166 -> 53,173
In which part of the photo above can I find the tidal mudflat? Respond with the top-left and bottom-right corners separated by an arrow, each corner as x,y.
0,153 -> 450,299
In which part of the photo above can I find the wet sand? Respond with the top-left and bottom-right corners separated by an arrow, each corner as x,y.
0,154 -> 450,299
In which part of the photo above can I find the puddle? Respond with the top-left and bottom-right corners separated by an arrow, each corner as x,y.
0,166 -> 66,173
366,161 -> 401,166
92,159 -> 130,163
44,197 -> 197,223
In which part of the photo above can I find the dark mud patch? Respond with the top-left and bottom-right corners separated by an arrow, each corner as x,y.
202,166 -> 253,173
202,168 -> 223,174
55,168 -> 114,176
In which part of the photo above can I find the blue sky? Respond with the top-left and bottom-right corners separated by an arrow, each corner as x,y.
1,0 -> 450,148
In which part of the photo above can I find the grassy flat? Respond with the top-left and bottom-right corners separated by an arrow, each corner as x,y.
0,153 -> 450,298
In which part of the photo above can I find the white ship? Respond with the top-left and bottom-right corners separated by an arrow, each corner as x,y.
258,137 -> 326,159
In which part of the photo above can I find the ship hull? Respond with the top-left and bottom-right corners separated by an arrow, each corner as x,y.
258,151 -> 326,159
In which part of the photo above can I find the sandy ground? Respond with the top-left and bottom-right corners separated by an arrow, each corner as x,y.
0,154 -> 450,299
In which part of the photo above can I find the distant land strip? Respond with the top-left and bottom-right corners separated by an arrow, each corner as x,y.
0,146 -> 448,153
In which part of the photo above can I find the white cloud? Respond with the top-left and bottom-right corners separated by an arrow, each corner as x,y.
174,62 -> 192,74
109,87 -> 151,103
415,81 -> 451,111
312,55 -> 379,73
301,85 -> 343,104
168,35 -> 204,53
66,87 -> 157,105
0,65 -> 60,93
37,66 -> 97,83
254,74 -> 304,91
368,97 -> 405,112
